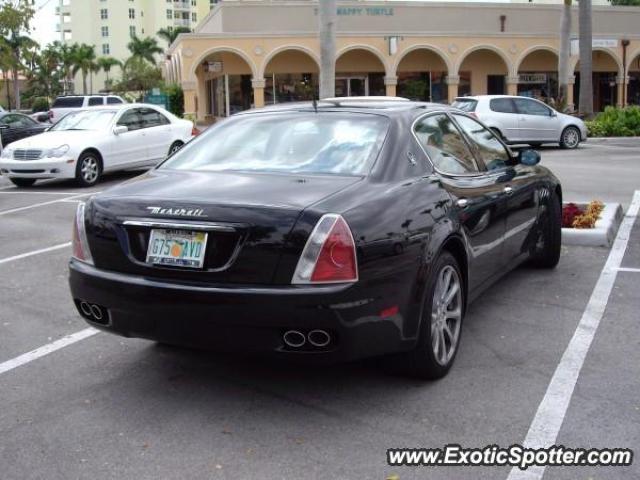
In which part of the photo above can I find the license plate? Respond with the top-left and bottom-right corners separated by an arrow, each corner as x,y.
146,229 -> 208,268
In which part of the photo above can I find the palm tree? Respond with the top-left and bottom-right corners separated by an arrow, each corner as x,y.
71,43 -> 96,94
126,35 -> 163,65
0,33 -> 38,110
558,0 -> 572,111
318,0 -> 337,98
578,0 -> 594,117
157,27 -> 191,47
97,57 -> 122,89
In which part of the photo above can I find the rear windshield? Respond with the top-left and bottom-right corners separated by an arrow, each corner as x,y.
452,99 -> 478,112
160,112 -> 390,176
52,97 -> 84,108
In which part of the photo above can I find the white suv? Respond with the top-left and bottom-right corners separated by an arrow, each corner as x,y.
49,95 -> 125,123
452,95 -> 588,149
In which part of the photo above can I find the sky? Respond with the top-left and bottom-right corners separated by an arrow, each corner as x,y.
31,0 -> 58,47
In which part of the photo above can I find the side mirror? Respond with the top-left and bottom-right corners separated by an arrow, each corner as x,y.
519,149 -> 541,166
113,125 -> 128,135
550,110 -> 558,117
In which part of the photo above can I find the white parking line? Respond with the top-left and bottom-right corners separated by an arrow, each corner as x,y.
0,242 -> 71,266
0,328 -> 99,376
507,190 -> 640,480
0,192 -> 97,216
616,267 -> 640,273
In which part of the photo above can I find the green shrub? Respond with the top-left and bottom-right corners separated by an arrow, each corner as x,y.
163,83 -> 184,117
586,106 -> 640,137
31,97 -> 50,113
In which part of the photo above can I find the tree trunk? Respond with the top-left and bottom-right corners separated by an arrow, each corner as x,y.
578,0 -> 593,118
11,66 -> 20,110
82,72 -> 88,95
318,0 -> 337,99
558,0 -> 572,112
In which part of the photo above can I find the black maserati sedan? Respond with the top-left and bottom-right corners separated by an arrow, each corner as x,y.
69,98 -> 562,379
0,111 -> 49,149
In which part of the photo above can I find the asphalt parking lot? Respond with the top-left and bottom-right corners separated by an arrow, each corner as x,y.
0,141 -> 638,480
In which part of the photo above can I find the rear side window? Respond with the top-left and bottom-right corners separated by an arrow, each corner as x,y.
107,97 -> 123,104
414,114 -> 479,174
88,97 -> 104,106
490,98 -> 517,114
140,108 -> 170,127
514,98 -> 551,116
452,99 -> 478,113
52,97 -> 84,108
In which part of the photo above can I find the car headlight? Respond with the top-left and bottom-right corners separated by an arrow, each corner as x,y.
47,144 -> 70,158
0,147 -> 13,159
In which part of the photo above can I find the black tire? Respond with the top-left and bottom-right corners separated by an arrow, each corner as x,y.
10,178 -> 36,188
528,189 -> 562,269
399,251 -> 465,380
75,151 -> 102,187
168,141 -> 184,156
560,126 -> 580,149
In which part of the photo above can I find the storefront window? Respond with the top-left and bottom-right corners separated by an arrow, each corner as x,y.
397,72 -> 447,102
228,75 -> 254,114
458,72 -> 471,97
517,72 -> 558,104
265,73 -> 318,104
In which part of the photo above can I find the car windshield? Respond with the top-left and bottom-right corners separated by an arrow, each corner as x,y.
51,110 -> 116,131
160,112 -> 390,176
452,99 -> 478,112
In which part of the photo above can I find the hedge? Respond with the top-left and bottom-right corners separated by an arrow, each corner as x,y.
585,106 -> 640,137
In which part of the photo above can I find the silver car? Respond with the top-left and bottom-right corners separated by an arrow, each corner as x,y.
452,95 -> 587,149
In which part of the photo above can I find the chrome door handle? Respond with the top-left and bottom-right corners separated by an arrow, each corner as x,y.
503,186 -> 514,196
456,198 -> 469,208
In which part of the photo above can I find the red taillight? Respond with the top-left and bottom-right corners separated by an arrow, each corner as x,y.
191,126 -> 201,136
72,203 -> 93,264
292,214 -> 358,284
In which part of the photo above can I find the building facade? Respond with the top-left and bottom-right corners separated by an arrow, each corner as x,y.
165,1 -> 640,123
57,0 -> 219,93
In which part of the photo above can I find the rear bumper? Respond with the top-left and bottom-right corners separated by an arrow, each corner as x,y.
68,260 -> 415,363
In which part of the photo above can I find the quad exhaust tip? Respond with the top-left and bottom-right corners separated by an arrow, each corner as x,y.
79,301 -> 108,325
283,329 -> 332,349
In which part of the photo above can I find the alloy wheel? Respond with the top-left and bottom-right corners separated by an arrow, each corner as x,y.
430,265 -> 463,366
81,156 -> 99,184
563,128 -> 579,148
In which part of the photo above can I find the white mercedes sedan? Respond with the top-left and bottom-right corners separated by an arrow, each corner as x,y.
0,104 -> 196,187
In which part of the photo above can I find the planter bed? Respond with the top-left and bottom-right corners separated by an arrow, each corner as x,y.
561,202 -> 623,248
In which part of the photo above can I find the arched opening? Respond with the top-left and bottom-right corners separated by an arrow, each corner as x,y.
263,49 -> 319,104
335,48 -> 386,97
628,52 -> 640,106
517,49 -> 559,102
396,48 -> 449,102
574,50 -> 622,111
457,48 -> 510,96
196,50 -> 254,120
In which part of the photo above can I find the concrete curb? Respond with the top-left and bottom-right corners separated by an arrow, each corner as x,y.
562,202 -> 624,248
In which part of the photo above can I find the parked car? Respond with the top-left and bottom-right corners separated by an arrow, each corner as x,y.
0,103 -> 195,187
48,94 -> 125,123
69,98 -> 563,379
30,111 -> 51,124
0,111 -> 49,153
452,95 -> 588,149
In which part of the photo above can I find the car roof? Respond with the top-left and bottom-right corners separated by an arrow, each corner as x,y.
235,97 -> 456,118
54,94 -> 122,98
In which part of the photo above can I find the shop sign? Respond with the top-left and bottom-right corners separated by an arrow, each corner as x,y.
519,73 -> 548,84
314,7 -> 394,16
570,39 -> 618,56
204,61 -> 223,73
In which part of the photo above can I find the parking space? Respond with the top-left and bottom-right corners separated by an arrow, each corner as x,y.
0,143 -> 638,479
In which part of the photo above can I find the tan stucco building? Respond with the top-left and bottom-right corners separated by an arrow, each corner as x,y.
164,1 -> 640,123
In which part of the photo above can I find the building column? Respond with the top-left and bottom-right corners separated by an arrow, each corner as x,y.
384,76 -> 398,97
567,76 -> 576,112
182,80 -> 197,119
252,78 -> 265,108
616,75 -> 629,107
506,76 -> 519,97
446,75 -> 459,103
